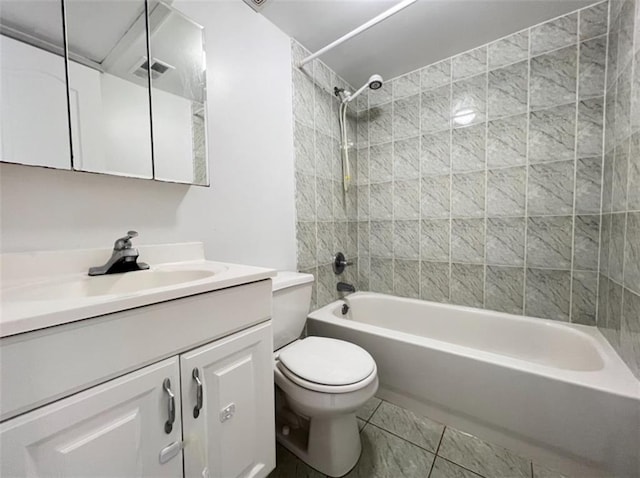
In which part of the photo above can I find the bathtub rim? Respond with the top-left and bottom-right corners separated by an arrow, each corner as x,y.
308,292 -> 640,399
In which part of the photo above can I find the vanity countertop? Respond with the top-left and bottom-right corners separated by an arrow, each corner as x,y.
0,242 -> 276,338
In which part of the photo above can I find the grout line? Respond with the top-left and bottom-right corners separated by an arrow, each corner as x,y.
483,51 -> 489,309
426,427 -> 447,478
448,55 -> 454,303
568,21 -> 581,323
522,23 -> 532,316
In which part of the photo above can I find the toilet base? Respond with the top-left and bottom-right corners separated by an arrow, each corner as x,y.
276,412 -> 361,477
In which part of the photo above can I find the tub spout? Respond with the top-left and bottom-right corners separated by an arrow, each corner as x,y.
337,282 -> 356,293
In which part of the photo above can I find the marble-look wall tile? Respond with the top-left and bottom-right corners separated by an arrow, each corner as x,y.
316,177 -> 334,220
394,220 -> 420,259
628,133 -> 640,210
393,95 -> 420,139
317,264 -> 335,307
370,220 -> 393,258
421,131 -> 451,176
573,215 -> 601,271
452,124 -> 486,172
369,85 -> 392,108
292,68 -> 315,127
295,172 -> 316,221
621,288 -> 640,379
316,221 -> 335,264
579,36 -> 607,99
294,121 -> 315,175
486,217 -> 526,266
356,148 -> 370,185
525,268 -> 572,321
531,12 -> 578,56
578,97 -> 604,158
486,266 -> 525,314
612,141 -> 630,212
488,31 -> 529,70
529,104 -> 576,162
369,142 -> 393,183
527,160 -> 575,215
420,261 -> 450,302
452,46 -> 487,80
394,137 -> 420,180
421,176 -> 451,219
527,216 -> 574,269
624,212 -> 640,294
393,71 -> 420,99
421,219 -> 451,261
370,182 -> 393,220
369,103 -> 393,144
450,263 -> 485,308
369,258 -> 394,294
572,270 -> 598,325
451,74 -> 487,126
451,218 -> 485,263
576,157 -> 603,214
488,61 -> 528,119
314,131 -> 333,179
580,1 -> 609,41
530,46 -> 578,110
487,114 -> 527,168
451,171 -> 485,217
296,222 -> 317,269
394,180 -> 420,219
487,166 -> 527,217
421,59 -> 451,91
314,86 -> 333,136
421,86 -> 451,133
357,185 -> 370,219
393,259 -> 420,298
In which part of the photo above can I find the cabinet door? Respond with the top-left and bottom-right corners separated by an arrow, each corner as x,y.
181,322 -> 275,478
0,357 -> 183,477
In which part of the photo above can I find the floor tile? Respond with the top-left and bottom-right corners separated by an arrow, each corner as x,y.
269,444 -> 325,478
430,457 -> 484,478
345,424 -> 435,478
437,427 -> 531,478
356,396 -> 382,421
358,417 -> 366,431
369,401 -> 444,452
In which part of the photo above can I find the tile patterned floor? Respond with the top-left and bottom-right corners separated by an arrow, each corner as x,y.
269,396 -> 575,478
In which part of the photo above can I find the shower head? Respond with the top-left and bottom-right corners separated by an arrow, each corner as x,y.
343,73 -> 384,104
368,74 -> 383,90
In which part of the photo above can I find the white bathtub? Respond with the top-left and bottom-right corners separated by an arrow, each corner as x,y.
307,292 -> 640,478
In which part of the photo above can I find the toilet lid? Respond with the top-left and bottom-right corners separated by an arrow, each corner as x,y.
278,337 -> 375,386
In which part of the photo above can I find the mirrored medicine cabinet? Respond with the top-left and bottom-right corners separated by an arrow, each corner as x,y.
0,0 -> 209,186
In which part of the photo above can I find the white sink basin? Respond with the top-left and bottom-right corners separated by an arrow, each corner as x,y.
0,243 -> 276,338
5,267 -> 224,302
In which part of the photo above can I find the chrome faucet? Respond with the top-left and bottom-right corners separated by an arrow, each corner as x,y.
88,231 -> 149,276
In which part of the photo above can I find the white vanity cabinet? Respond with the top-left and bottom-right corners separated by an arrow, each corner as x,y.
0,267 -> 276,478
181,322 -> 274,478
0,357 -> 185,477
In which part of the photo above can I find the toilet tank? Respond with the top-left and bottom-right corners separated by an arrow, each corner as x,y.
271,271 -> 314,351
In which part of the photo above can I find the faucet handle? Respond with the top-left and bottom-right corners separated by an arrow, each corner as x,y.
114,230 -> 139,250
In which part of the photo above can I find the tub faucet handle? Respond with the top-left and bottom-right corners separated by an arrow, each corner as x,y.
333,252 -> 353,274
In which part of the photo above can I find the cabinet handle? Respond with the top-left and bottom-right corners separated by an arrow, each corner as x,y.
163,378 -> 176,434
192,368 -> 203,419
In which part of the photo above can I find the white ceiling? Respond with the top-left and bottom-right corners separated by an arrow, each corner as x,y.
261,0 -> 598,86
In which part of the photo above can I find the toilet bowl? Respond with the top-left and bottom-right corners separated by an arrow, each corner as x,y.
271,272 -> 378,477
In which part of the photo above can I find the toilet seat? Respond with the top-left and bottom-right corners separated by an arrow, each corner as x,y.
277,337 -> 377,394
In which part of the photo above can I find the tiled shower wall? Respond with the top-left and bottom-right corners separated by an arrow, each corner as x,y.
291,41 -> 359,309
354,2 -> 609,323
598,0 -> 640,378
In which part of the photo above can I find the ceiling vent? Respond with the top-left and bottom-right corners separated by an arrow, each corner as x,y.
130,57 -> 175,81
242,0 -> 269,12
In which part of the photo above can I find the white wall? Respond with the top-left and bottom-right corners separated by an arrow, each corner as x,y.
0,1 -> 297,271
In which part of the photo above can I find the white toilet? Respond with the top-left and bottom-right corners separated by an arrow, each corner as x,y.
271,271 -> 378,477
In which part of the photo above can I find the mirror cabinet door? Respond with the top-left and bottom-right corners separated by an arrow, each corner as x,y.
148,1 -> 208,185
65,0 -> 153,179
0,0 -> 71,170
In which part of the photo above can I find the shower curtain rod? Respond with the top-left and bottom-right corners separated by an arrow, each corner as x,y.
297,0 -> 417,68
